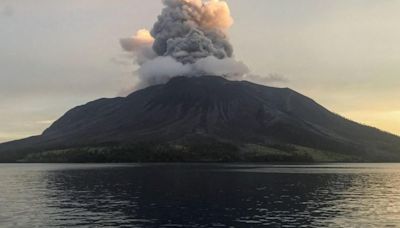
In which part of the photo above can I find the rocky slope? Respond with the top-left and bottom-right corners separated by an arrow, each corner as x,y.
1,76 -> 399,162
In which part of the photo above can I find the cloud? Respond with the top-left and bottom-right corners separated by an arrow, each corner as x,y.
35,120 -> 55,125
245,73 -> 289,84
2,5 -> 14,17
110,57 -> 132,66
119,29 -> 156,65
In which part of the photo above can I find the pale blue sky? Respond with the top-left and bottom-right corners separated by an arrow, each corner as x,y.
1,0 -> 400,142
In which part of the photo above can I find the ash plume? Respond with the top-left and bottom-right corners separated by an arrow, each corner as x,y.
120,29 -> 156,65
151,0 -> 233,63
120,0 -> 276,89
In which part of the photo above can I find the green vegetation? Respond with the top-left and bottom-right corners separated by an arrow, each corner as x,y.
20,142 -> 240,163
294,145 -> 359,162
17,141 -> 359,163
240,144 -> 312,162
241,144 -> 358,162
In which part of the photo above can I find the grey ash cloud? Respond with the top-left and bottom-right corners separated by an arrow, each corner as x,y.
150,0 -> 233,64
119,0 -> 256,89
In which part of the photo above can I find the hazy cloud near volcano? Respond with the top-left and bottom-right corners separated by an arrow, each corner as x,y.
242,73 -> 289,85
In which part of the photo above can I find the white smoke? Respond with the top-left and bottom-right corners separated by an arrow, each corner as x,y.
193,56 -> 249,77
120,0 -> 283,90
135,56 -> 249,88
137,56 -> 192,86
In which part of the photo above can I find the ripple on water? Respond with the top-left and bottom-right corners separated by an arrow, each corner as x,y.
0,163 -> 399,227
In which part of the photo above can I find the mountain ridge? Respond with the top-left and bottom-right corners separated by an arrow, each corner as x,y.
1,76 -> 399,162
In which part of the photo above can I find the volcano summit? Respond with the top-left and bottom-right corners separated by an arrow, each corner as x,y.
1,0 -> 399,162
1,76 -> 399,162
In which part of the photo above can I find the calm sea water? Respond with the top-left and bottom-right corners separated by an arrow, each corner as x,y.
0,163 -> 399,227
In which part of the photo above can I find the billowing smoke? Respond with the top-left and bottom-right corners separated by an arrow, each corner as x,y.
151,0 -> 233,63
120,0 -> 280,90
120,29 -> 156,65
137,56 -> 249,87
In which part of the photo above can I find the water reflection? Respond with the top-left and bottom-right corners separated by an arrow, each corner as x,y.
0,164 -> 399,227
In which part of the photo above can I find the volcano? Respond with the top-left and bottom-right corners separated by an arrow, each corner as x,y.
1,76 -> 400,162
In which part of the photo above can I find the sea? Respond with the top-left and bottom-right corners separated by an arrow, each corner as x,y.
0,163 -> 399,227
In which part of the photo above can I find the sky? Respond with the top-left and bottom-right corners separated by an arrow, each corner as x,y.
0,0 -> 399,143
